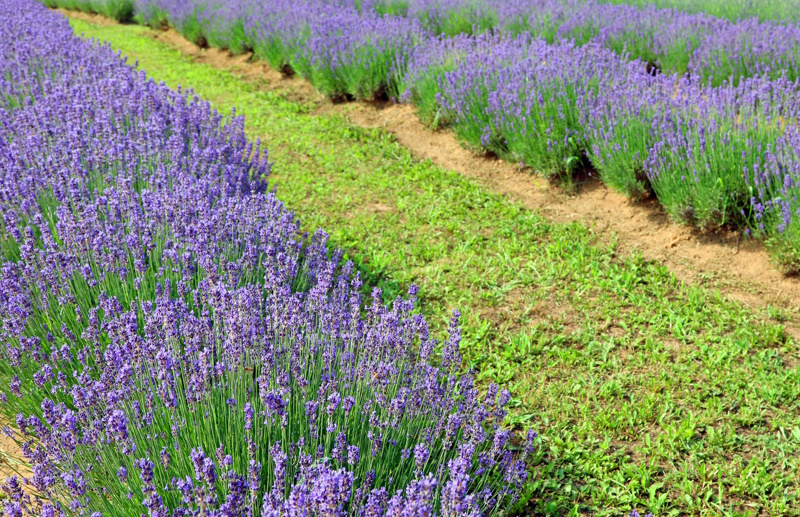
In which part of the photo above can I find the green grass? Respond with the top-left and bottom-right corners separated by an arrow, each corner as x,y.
63,16 -> 800,516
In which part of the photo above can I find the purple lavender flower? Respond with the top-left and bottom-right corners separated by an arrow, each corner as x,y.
0,3 -> 535,516
413,444 -> 430,475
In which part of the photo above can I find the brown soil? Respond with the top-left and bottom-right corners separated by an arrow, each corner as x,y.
60,10 -> 800,336
0,426 -> 31,482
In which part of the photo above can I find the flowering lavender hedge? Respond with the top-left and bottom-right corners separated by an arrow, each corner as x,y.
49,0 -> 800,88
0,2 -> 535,516
402,32 -> 800,267
131,0 -> 425,101
363,0 -> 800,86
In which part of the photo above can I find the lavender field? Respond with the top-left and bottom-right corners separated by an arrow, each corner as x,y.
3,0 -> 800,515
37,0 -> 800,272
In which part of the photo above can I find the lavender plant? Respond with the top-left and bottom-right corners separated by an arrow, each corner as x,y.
285,4 -> 422,100
356,0 -> 800,85
496,0 -> 800,86
1,2 -> 535,516
400,25 -> 800,257
583,71 -> 800,227
134,0 -> 424,100
403,33 -> 605,179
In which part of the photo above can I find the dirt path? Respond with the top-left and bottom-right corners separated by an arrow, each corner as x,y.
62,10 -> 800,336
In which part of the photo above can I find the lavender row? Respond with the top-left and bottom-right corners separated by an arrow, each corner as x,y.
1,2 -> 534,516
129,0 -> 800,267
57,0 -> 800,86
403,32 -> 800,269
129,0 -> 427,100
143,0 -> 800,269
359,0 -> 800,86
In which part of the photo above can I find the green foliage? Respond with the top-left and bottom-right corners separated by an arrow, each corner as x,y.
767,226 -> 800,275
97,0 -> 133,22
588,115 -> 653,201
370,0 -> 409,17
419,7 -> 498,38
204,17 -> 252,54
54,0 -> 134,22
291,42 -> 405,101
178,9 -> 207,47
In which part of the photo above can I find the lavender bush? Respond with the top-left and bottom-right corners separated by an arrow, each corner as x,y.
402,33 -> 614,179
585,70 -> 800,229
501,0 -> 800,87
401,29 -> 800,259
0,1 -> 535,516
133,0 -> 424,100
364,0 -> 800,86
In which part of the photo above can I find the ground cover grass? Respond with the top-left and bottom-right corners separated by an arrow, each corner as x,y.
62,16 -> 800,516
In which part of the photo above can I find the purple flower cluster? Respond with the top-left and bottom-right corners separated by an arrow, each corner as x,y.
384,0 -> 800,84
1,1 -> 535,516
135,0 -> 424,99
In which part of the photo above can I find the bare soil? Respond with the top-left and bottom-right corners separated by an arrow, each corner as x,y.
0,427 -> 31,483
61,10 -> 800,336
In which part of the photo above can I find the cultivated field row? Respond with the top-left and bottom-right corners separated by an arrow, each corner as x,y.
2,1 -> 535,515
